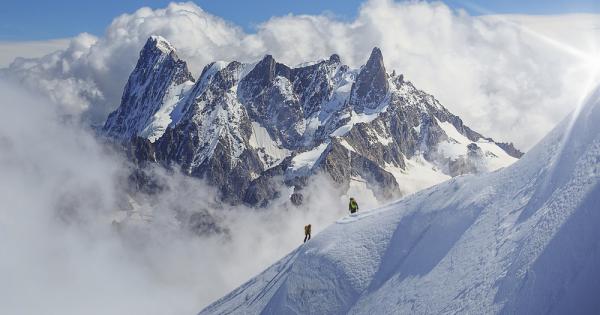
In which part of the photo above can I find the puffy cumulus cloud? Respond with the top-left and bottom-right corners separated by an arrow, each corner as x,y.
0,79 -> 381,313
1,3 -> 247,123
2,0 -> 600,148
3,33 -> 102,119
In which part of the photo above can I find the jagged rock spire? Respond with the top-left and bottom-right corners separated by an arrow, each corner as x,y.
329,53 -> 341,64
246,55 -> 277,85
350,47 -> 389,112
103,36 -> 194,141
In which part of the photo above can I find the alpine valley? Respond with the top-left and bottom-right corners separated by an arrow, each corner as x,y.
103,36 -> 522,206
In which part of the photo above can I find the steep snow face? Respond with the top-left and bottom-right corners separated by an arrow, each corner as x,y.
103,36 -> 194,142
199,86 -> 600,314
249,122 -> 290,170
139,80 -> 195,142
289,141 -> 330,174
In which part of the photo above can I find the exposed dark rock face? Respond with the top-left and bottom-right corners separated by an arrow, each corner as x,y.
104,37 -> 523,206
496,142 -> 524,158
151,61 -> 266,204
238,56 -> 304,149
321,139 -> 400,201
350,47 -> 389,112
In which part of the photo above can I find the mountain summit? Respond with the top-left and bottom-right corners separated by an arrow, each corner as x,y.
350,47 -> 389,112
103,36 -> 195,142
103,36 -> 522,205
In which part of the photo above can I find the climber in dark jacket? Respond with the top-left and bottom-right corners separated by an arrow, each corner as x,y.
304,224 -> 312,243
349,197 -> 359,214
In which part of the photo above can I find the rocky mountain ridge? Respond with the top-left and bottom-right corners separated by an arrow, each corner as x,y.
104,36 -> 522,206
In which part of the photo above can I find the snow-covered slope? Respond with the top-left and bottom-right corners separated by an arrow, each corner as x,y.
199,85 -> 600,314
105,36 -> 522,205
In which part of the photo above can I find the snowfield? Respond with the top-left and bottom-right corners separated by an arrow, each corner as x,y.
199,85 -> 600,314
435,117 -> 518,171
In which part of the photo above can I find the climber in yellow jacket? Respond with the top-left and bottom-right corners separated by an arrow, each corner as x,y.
349,197 -> 359,214
304,224 -> 311,243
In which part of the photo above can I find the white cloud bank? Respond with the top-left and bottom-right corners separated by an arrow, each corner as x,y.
0,38 -> 70,67
0,79 -> 381,313
2,1 -> 599,149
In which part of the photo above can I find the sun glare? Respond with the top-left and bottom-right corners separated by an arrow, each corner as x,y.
457,0 -> 600,200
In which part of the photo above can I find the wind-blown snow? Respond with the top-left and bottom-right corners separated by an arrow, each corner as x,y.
199,85 -> 600,314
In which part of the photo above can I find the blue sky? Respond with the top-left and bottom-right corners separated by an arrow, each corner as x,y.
1,0 -> 599,41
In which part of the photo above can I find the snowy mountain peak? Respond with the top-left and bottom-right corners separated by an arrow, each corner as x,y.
242,54 -> 293,88
106,38 -> 522,205
351,47 -> 389,112
102,36 -> 194,142
328,53 -> 341,64
368,46 -> 384,62
147,35 -> 176,54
